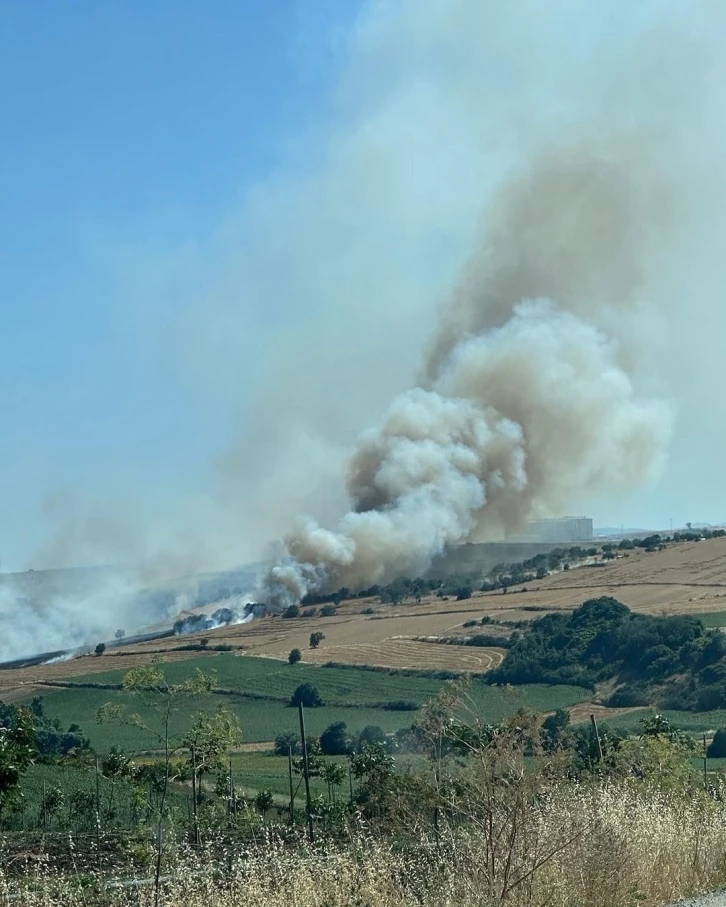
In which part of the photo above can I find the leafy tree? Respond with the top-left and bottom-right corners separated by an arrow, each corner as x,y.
320,604 -> 337,617
36,721 -> 91,760
640,714 -> 694,748
40,785 -> 65,825
320,721 -> 350,755
94,642 -> 106,656
283,604 -> 300,619
184,706 -> 242,784
290,683 -> 324,708
114,629 -> 126,641
708,728 -> 726,757
355,725 -> 387,751
351,742 -> 395,814
489,596 -> 726,711
0,705 -> 36,819
319,759 -> 347,803
542,708 -> 571,751
255,789 -> 274,816
309,632 -> 325,649
288,648 -> 302,665
274,731 -> 299,756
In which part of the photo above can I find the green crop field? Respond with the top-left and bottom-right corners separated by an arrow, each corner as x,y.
30,656 -> 589,753
69,654 -> 449,705
598,707 -> 726,736
691,611 -> 726,628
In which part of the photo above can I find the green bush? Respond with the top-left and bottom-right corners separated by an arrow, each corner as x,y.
320,720 -> 350,755
708,728 -> 726,758
290,683 -> 324,708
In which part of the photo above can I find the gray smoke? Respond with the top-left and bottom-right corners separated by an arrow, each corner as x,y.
11,0 -> 726,654
263,145 -> 673,605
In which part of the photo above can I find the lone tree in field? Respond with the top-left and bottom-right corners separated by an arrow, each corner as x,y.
309,632 -> 325,649
114,629 -> 125,641
288,648 -> 302,665
291,682 -> 324,708
94,642 -> 106,657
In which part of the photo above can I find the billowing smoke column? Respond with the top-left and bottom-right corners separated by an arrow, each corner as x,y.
262,151 -> 673,607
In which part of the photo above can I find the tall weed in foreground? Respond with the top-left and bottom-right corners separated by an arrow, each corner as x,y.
4,782 -> 726,906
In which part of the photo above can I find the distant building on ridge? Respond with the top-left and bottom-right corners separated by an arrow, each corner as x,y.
507,516 -> 594,544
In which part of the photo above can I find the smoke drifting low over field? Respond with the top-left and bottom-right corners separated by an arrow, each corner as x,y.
264,150 -> 673,605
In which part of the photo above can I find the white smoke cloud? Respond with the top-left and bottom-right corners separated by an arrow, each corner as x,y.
10,0 -> 726,653
257,1 -> 726,605
265,295 -> 672,605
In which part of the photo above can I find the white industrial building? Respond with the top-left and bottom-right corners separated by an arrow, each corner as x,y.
509,516 -> 594,543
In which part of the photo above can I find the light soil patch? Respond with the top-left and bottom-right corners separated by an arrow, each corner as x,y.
567,702 -> 646,725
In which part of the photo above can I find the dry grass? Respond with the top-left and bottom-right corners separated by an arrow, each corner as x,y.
5,783 -> 726,906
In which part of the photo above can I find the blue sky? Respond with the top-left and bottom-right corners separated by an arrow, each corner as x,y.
1,0 -> 724,574
0,1 -> 364,570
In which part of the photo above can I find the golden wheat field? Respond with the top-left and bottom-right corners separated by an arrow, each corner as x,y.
2,538 -> 726,704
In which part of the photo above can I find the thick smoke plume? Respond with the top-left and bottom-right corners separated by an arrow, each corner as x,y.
9,0 -> 726,657
264,149 -> 673,605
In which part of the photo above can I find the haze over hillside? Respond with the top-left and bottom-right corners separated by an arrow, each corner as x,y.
5,1 -> 726,661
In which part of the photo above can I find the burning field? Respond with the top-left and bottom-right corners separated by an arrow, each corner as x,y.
3,537 -> 726,705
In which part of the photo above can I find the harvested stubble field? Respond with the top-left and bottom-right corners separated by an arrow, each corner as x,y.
3,538 -> 726,709
500,536 -> 726,616
293,638 -> 507,670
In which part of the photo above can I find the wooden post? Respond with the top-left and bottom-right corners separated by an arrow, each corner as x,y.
228,758 -> 234,820
704,733 -> 708,791
95,755 -> 103,875
590,714 -> 604,763
41,781 -> 47,829
191,746 -> 199,846
298,702 -> 315,843
288,745 -> 295,825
